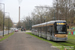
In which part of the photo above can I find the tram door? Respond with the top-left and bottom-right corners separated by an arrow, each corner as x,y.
51,26 -> 55,39
40,27 -> 42,37
50,26 -> 52,36
37,27 -> 39,36
50,26 -> 54,39
47,26 -> 51,36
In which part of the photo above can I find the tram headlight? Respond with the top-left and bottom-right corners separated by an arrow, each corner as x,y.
55,35 -> 57,37
66,35 -> 68,37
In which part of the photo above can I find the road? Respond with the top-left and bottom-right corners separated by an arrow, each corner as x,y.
0,30 -> 13,36
0,31 -> 59,50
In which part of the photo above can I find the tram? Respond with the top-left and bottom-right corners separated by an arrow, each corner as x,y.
32,20 -> 68,41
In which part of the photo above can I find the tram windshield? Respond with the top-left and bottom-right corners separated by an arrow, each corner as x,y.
55,25 -> 67,34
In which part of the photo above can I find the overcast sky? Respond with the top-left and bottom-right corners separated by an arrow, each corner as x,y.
1,0 -> 53,23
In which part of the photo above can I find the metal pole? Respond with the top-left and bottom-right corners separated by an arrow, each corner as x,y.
8,17 -> 9,34
0,3 -> 5,37
19,6 -> 20,23
5,12 -> 10,34
8,13 -> 10,34
8,17 -> 10,34
3,4 -> 5,36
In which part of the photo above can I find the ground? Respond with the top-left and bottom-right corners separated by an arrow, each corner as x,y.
0,31 -> 59,50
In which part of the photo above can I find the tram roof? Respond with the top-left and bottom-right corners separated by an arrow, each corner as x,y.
32,20 -> 66,27
47,20 -> 66,24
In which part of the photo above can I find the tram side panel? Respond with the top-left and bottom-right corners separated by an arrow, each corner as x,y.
32,28 -> 35,34
31,29 -> 33,34
42,26 -> 44,38
44,26 -> 47,38
41,27 -> 42,37
35,27 -> 38,35
36,28 -> 38,35
36,27 -> 39,36
37,27 -> 39,36
50,26 -> 55,40
42,26 -> 47,38
47,26 -> 52,40
38,27 -> 40,36
39,27 -> 42,37
34,28 -> 36,35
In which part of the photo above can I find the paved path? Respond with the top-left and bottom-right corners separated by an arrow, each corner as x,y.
0,31 -> 59,50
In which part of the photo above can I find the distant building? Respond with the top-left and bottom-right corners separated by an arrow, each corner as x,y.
13,23 -> 17,27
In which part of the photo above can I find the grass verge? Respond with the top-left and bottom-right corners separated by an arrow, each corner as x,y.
0,32 -> 14,41
26,32 -> 75,50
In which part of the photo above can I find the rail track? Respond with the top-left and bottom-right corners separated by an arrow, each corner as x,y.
54,41 -> 75,50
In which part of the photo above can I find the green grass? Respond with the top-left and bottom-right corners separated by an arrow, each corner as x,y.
67,35 -> 75,45
0,32 -> 14,41
68,35 -> 75,39
26,32 -> 75,50
26,30 -> 30,31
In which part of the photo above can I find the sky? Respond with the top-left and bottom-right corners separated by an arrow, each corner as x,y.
1,0 -> 53,23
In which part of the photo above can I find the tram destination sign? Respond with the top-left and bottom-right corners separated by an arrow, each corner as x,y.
57,23 -> 66,25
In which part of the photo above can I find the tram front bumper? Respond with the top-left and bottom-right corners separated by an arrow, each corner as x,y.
54,37 -> 67,41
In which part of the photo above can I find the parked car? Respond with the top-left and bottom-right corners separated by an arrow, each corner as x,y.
15,29 -> 18,32
21,28 -> 25,31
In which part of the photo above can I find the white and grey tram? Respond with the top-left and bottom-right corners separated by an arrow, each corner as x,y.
32,20 -> 68,41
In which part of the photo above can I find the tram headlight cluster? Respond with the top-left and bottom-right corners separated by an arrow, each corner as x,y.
55,35 -> 57,37
66,35 -> 68,37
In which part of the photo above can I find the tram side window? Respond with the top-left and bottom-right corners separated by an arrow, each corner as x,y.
48,26 -> 53,35
37,27 -> 38,32
45,26 -> 47,33
51,26 -> 53,35
51,26 -> 55,35
37,28 -> 38,32
47,26 -> 51,33
43,26 -> 46,33
38,27 -> 39,33
34,28 -> 35,32
50,26 -> 52,35
52,26 -> 54,33
36,28 -> 38,32
43,27 -> 44,33
32,28 -> 34,32
38,27 -> 40,33
41,27 -> 43,33
42,27 -> 44,33
35,28 -> 37,32
39,27 -> 41,33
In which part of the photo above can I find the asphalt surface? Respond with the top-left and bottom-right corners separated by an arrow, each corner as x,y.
0,30 -> 13,36
0,31 -> 59,50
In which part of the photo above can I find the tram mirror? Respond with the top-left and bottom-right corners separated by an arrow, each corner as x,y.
67,26 -> 69,29
48,31 -> 50,32
67,31 -> 68,34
